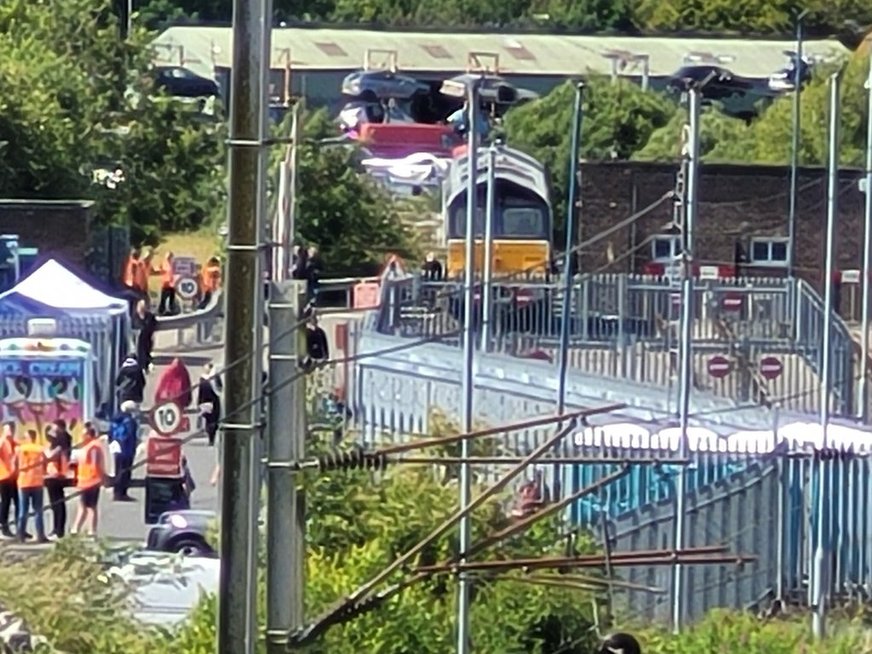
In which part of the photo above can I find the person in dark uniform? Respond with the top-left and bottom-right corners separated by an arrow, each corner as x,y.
421,252 -> 443,281
133,300 -> 158,372
303,245 -> 323,305
197,365 -> 222,447
303,317 -> 329,371
291,243 -> 308,280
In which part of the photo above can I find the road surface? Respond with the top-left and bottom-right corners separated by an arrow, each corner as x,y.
96,336 -> 224,543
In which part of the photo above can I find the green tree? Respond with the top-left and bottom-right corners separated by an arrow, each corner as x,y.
708,50 -> 869,167
0,0 -> 227,243
633,0 -> 872,35
268,107 -> 421,276
503,78 -> 678,231
528,0 -> 636,31
633,106 -> 752,161
637,48 -> 869,166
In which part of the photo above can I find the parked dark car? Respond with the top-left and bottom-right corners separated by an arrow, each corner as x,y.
666,65 -> 755,101
145,510 -> 216,556
154,66 -> 220,99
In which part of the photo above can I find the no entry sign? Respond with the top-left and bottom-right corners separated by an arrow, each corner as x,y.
707,355 -> 732,378
759,356 -> 783,380
722,292 -> 744,312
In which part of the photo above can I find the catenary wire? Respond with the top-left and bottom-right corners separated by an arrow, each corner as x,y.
13,325 -> 464,522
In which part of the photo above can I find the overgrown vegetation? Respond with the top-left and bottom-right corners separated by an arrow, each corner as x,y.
6,498 -> 872,652
5,0 -> 870,263
138,0 -> 872,37
0,0 -> 420,272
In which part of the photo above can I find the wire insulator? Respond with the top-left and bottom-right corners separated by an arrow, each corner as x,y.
316,450 -> 390,472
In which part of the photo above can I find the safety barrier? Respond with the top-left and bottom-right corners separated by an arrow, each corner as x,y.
374,273 -> 859,417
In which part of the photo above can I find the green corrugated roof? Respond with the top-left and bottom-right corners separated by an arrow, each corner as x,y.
151,26 -> 849,79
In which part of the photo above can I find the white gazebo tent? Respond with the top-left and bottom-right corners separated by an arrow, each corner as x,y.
0,259 -> 131,411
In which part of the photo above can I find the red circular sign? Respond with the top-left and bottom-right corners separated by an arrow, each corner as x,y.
722,292 -> 744,311
759,356 -> 783,380
707,355 -> 732,378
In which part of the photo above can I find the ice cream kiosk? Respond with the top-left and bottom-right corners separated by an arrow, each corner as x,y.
0,337 -> 96,444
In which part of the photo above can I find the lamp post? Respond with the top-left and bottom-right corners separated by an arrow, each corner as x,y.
858,53 -> 872,422
672,80 -> 702,634
812,68 -> 843,640
787,9 -> 809,281
556,82 -> 585,415
440,75 -> 481,654
480,143 -> 497,352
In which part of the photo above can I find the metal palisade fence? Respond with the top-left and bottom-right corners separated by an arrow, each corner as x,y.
375,273 -> 862,418
336,272 -> 872,624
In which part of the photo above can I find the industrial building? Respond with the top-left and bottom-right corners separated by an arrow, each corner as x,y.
578,161 -> 869,318
150,25 -> 849,111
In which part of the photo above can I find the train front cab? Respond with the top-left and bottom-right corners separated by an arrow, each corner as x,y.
443,178 -> 552,330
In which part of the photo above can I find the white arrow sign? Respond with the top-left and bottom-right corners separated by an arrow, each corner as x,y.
151,402 -> 183,436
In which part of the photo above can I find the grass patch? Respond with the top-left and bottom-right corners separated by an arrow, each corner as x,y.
156,230 -> 222,266
146,229 -> 223,296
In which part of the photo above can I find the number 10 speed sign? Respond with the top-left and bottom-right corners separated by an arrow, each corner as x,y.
151,402 -> 183,436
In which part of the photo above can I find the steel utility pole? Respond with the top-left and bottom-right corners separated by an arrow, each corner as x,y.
672,80 -> 702,635
556,82 -> 585,414
456,78 -> 480,654
858,54 -> 872,422
812,69 -> 843,640
480,144 -> 497,352
273,103 -> 301,282
266,281 -> 307,653
786,9 -> 808,280
217,0 -> 272,650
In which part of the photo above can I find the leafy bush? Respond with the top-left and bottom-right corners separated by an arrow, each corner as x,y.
638,609 -> 872,653
0,539 -> 176,654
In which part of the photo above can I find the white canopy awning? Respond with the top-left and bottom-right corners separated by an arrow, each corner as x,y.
0,259 -> 128,314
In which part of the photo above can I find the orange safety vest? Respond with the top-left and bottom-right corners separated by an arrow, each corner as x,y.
0,437 -> 15,482
133,260 -> 149,292
200,265 -> 221,292
124,258 -> 149,293
46,448 -> 70,479
16,442 -> 45,489
161,262 -> 174,288
76,440 -> 103,490
0,437 -> 17,481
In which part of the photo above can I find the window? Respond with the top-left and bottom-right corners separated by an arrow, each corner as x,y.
651,235 -> 681,262
449,204 -> 547,240
502,207 -> 546,238
749,238 -> 789,266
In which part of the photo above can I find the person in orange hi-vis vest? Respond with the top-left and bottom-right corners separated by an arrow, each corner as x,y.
198,256 -> 222,309
14,429 -> 48,543
0,421 -> 19,538
124,248 -> 153,296
71,424 -> 106,537
44,424 -> 71,538
156,251 -> 178,316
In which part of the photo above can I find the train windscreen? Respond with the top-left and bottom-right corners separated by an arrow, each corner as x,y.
448,195 -> 549,240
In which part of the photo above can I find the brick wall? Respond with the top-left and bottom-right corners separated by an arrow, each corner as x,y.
0,200 -> 94,267
577,161 -> 867,290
